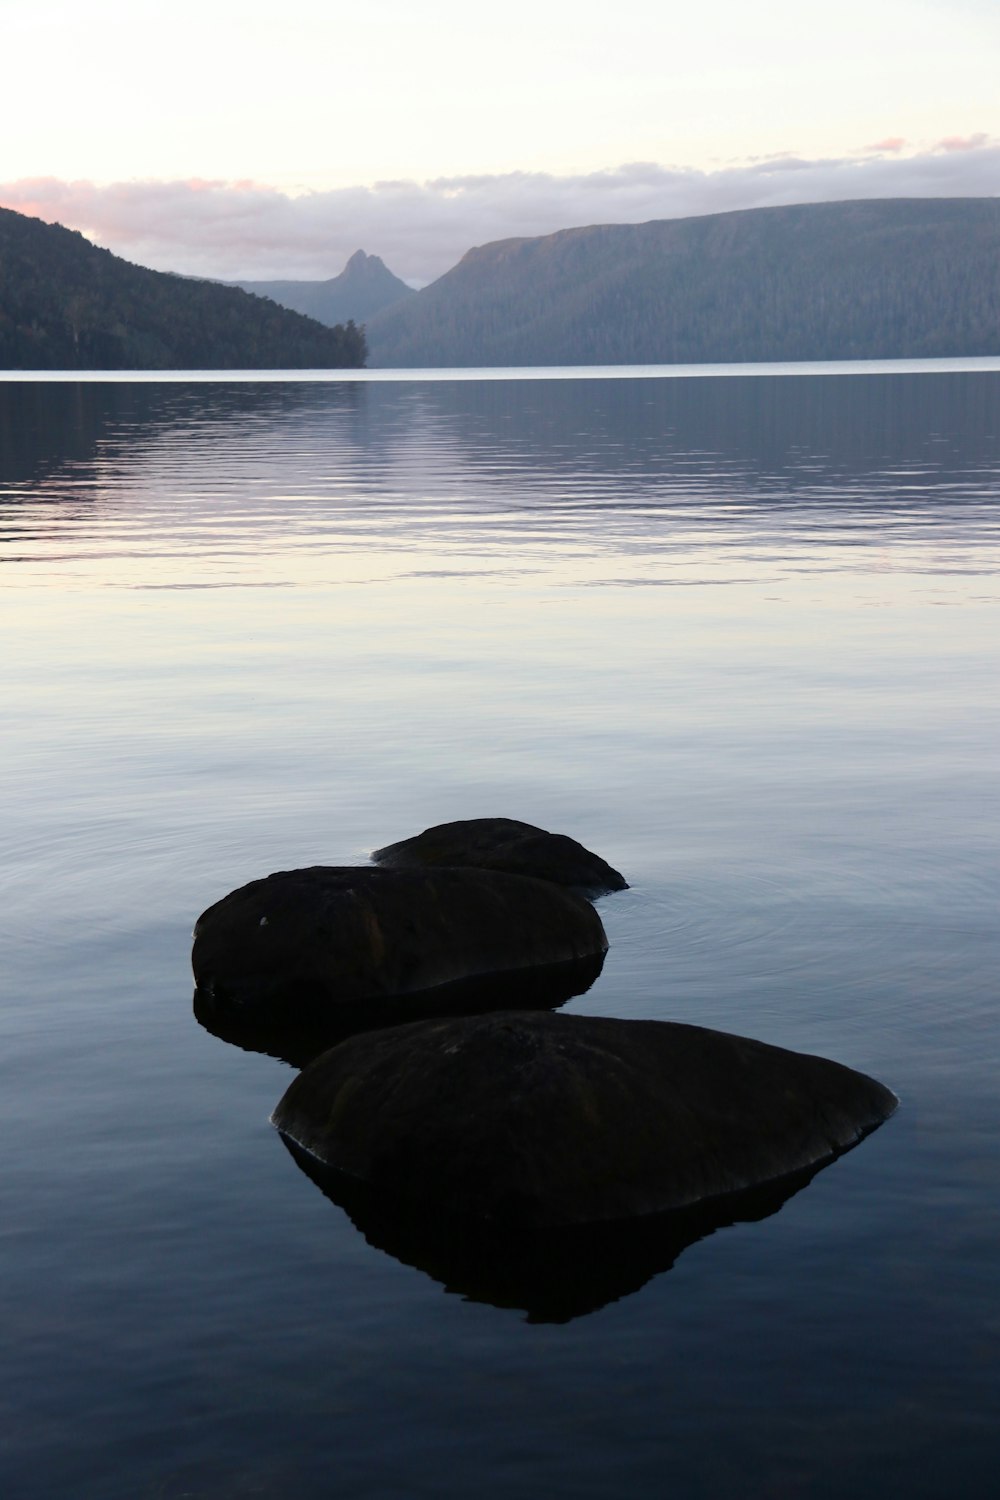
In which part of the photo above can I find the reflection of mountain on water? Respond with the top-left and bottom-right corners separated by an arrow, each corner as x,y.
280,1135 -> 827,1323
193,950 -> 606,1068
4,371 -> 999,570
396,371 -> 1000,516
0,379 -> 365,492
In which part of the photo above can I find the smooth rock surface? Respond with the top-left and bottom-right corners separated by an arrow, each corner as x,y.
192,866 -> 607,1021
272,1010 -> 898,1228
372,817 -> 628,897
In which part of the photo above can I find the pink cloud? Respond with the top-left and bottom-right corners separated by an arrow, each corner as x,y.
935,133 -> 990,153
3,143 -> 1000,286
866,137 -> 908,153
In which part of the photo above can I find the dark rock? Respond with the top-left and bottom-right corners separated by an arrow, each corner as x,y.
272,1010 -> 897,1229
279,1135 -> 827,1322
192,866 -> 607,1023
372,817 -> 628,897
193,949 -> 606,1068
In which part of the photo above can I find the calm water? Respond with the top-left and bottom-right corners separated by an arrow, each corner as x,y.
2,367 -> 998,1498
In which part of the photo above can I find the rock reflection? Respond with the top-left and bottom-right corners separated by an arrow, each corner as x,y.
279,1136 -> 826,1323
193,950 -> 605,1067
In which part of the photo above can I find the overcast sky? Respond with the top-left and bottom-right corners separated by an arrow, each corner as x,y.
2,0 -> 998,283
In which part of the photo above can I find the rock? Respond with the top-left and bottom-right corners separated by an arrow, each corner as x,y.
372,818 -> 627,897
192,866 -> 608,1023
193,949 -> 606,1067
272,1010 -> 897,1229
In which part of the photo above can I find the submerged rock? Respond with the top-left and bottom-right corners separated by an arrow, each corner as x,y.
192,866 -> 607,1022
372,817 -> 627,897
272,1010 -> 897,1229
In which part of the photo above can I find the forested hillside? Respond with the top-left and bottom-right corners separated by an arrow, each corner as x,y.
0,208 -> 366,369
366,199 -> 1000,367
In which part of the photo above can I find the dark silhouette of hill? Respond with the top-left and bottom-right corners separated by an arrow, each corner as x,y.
233,249 -> 413,328
366,198 -> 1000,367
0,207 -> 366,369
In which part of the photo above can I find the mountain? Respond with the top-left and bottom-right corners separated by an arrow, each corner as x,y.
365,198 -> 1000,368
0,207 -> 366,370
233,250 -> 414,328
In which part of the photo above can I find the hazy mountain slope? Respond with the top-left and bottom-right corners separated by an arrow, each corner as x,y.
234,250 -> 413,327
0,207 -> 366,369
366,199 -> 1000,367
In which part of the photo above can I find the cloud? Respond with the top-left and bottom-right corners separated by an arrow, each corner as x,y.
866,137 -> 908,153
934,132 -> 990,152
2,141 -> 999,286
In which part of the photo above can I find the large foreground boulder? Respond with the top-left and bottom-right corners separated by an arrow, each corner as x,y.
272,1011 -> 897,1229
372,818 -> 627,897
192,866 -> 607,1022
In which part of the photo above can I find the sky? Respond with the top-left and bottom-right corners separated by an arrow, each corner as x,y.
1,0 -> 998,284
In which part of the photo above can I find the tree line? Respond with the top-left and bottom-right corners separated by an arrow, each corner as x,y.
0,207 -> 367,370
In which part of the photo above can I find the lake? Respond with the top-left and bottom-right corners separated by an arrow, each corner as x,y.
2,364 -> 998,1498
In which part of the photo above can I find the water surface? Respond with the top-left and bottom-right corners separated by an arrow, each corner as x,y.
1,368 -> 998,1498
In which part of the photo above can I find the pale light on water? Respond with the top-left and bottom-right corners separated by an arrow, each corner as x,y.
1,369 -> 998,1498
7,355 -> 1000,381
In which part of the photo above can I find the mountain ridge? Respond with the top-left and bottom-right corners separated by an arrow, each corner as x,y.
231,250 -> 413,328
365,198 -> 1000,367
